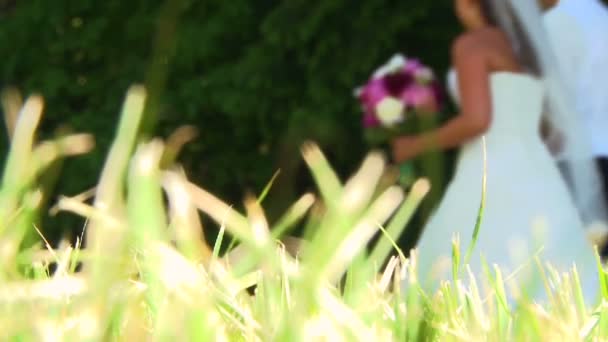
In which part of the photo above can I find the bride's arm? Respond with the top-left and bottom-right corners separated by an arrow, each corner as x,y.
392,37 -> 493,163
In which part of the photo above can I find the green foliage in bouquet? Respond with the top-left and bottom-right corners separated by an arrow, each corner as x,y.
362,113 -> 429,189
362,111 -> 444,190
362,118 -> 421,148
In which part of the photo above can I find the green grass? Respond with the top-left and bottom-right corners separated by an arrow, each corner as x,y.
1,86 -> 608,341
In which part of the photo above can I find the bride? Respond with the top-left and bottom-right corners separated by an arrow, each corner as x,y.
392,0 -> 605,301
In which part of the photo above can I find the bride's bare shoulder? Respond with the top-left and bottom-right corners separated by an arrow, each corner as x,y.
451,31 -> 489,65
453,29 -> 507,54
452,29 -> 514,65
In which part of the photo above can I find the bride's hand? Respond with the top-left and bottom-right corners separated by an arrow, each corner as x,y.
391,136 -> 421,163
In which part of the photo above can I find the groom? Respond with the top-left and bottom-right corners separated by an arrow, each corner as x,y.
542,0 -> 608,254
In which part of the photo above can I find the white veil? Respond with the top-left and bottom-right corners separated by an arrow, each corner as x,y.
490,0 -> 608,235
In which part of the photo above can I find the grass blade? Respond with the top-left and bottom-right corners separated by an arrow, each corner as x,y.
464,136 -> 487,266
368,178 -> 430,268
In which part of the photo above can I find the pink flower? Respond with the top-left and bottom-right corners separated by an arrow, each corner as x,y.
401,84 -> 436,108
404,59 -> 423,73
359,78 -> 388,110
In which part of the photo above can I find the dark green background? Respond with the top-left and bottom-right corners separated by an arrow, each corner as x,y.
0,1 -> 460,248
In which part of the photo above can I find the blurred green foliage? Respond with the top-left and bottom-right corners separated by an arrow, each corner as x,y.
0,1 -> 458,242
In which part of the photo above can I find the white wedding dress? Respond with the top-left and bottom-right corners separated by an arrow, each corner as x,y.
412,70 -> 600,302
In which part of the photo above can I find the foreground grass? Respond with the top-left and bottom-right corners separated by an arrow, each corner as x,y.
1,86 -> 608,341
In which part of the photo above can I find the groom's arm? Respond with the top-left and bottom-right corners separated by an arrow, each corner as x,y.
543,8 -> 585,92
539,9 -> 585,156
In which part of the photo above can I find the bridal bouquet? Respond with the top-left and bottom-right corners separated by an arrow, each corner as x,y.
355,54 -> 443,186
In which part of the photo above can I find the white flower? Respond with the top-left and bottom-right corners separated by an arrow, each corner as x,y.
376,97 -> 405,127
373,54 -> 407,79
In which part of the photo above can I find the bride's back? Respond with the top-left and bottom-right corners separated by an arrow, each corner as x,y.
487,72 -> 544,138
447,69 -> 544,142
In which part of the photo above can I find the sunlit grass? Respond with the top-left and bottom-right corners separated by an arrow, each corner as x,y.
1,85 -> 608,341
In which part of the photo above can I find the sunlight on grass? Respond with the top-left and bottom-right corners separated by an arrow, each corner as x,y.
1,86 -> 608,340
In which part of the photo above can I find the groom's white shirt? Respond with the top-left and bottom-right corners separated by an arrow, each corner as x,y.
544,0 -> 608,157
